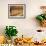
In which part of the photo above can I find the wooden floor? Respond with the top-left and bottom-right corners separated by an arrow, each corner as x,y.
14,43 -> 46,46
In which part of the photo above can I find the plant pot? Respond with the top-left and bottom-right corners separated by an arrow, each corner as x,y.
7,39 -> 12,44
41,20 -> 46,27
11,36 -> 17,44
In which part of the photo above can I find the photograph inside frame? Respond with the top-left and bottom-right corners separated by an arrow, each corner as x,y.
10,5 -> 23,16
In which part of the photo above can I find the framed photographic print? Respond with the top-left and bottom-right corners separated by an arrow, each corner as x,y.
8,4 -> 26,19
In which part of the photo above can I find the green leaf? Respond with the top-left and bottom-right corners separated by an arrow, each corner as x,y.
36,15 -> 44,21
5,26 -> 18,39
44,15 -> 46,19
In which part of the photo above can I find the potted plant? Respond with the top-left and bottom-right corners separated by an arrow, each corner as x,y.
36,14 -> 46,27
5,26 -> 18,43
36,6 -> 46,27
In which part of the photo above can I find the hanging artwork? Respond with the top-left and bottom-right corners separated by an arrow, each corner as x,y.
8,4 -> 26,19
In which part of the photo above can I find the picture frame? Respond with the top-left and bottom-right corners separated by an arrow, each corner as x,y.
8,4 -> 26,19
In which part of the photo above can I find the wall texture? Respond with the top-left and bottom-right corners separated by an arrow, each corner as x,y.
0,0 -> 46,42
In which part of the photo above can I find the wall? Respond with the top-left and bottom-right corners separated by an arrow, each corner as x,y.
0,0 -> 46,41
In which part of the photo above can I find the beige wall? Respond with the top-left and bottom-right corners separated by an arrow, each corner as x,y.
0,0 -> 46,41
